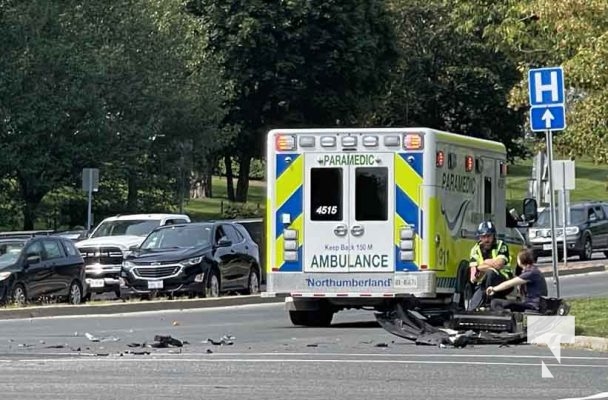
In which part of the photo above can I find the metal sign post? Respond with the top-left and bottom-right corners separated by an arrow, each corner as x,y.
528,66 -> 567,298
82,168 -> 100,232
544,130 -> 560,298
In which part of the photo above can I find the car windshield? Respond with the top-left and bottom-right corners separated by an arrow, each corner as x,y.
91,219 -> 161,238
0,241 -> 25,267
536,207 -> 586,227
140,225 -> 212,249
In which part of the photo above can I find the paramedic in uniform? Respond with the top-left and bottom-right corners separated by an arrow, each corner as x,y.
466,221 -> 512,311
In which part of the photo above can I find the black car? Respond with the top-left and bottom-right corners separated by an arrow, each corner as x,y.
120,222 -> 261,297
528,201 -> 608,260
0,236 -> 87,305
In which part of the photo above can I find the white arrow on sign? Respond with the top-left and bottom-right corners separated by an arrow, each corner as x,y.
542,109 -> 555,128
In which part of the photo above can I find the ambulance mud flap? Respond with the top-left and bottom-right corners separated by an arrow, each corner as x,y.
374,304 -> 526,347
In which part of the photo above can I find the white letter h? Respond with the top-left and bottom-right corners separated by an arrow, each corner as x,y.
535,71 -> 559,103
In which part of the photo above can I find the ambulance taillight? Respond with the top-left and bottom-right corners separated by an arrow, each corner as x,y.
275,134 -> 296,151
465,155 -> 474,172
399,226 -> 415,261
500,162 -> 508,177
436,151 -> 444,168
283,228 -> 299,261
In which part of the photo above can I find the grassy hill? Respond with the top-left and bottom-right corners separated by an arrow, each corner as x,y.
186,157 -> 608,221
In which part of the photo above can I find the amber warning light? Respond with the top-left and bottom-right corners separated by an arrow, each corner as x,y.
403,133 -> 424,150
275,134 -> 296,151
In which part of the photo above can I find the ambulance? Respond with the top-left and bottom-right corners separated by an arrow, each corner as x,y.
264,128 -> 533,326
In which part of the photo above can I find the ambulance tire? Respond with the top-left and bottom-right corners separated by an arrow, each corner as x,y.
289,309 -> 334,327
455,260 -> 470,310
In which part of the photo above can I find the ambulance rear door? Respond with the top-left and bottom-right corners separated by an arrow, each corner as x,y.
303,151 -> 394,273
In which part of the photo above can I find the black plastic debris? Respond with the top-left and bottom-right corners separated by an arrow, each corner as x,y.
152,335 -> 187,348
203,335 -> 235,346
375,305 -> 526,348
375,342 -> 389,348
306,344 -> 318,348
44,344 -> 66,349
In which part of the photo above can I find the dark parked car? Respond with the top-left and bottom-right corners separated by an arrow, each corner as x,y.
120,222 -> 261,297
0,236 -> 87,305
528,201 -> 608,260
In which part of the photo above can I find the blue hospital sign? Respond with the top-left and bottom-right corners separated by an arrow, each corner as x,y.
528,67 -> 566,132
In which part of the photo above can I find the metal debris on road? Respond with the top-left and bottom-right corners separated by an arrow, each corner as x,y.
203,335 -> 235,346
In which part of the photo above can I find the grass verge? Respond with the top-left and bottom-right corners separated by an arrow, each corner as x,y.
569,297 -> 608,338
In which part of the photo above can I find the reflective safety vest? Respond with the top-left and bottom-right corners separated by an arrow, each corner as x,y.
471,240 -> 512,279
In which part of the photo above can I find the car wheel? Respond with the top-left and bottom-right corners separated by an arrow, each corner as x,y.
206,270 -> 220,298
246,267 -> 260,295
12,284 -> 27,307
579,236 -> 592,261
604,251 -> 608,259
68,281 -> 82,305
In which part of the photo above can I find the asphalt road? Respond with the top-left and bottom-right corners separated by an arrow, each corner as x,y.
546,270 -> 608,299
0,303 -> 607,400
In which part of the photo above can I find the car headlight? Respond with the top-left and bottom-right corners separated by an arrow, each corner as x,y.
0,271 -> 11,281
182,256 -> 203,266
565,226 -> 580,236
122,261 -> 135,268
529,229 -> 539,238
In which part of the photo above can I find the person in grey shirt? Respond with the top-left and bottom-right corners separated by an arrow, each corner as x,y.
486,248 -> 548,312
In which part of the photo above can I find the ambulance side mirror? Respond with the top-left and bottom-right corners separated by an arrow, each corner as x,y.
522,198 -> 538,224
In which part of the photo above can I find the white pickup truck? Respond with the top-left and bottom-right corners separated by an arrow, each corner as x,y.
75,213 -> 191,299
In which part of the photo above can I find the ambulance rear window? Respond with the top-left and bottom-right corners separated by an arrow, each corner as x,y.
310,168 -> 343,221
355,167 -> 388,221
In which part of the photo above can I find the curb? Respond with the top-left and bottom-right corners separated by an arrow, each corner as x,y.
540,264 -> 607,278
0,266 -> 604,321
565,336 -> 608,353
0,294 -> 286,320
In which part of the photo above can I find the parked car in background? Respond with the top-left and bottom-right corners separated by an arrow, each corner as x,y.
76,213 -> 191,299
0,236 -> 86,305
528,201 -> 608,260
121,221 -> 261,298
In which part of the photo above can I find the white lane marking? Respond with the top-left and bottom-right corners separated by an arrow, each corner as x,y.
8,357 -> 608,368
2,352 -> 607,361
0,302 -> 282,322
557,393 -> 608,400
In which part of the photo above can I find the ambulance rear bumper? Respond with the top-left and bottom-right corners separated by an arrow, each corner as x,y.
266,271 -> 437,299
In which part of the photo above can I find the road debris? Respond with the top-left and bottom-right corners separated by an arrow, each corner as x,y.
375,305 -> 526,348
84,332 -> 120,343
203,335 -> 235,346
152,335 -> 188,348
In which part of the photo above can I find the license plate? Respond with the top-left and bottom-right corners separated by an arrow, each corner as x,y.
89,279 -> 105,288
148,280 -> 163,289
543,244 -> 553,251
394,276 -> 418,289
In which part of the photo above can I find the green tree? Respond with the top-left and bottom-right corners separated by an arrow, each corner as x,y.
186,0 -> 398,201
477,0 -> 608,163
376,0 -> 526,158
0,1 -> 108,229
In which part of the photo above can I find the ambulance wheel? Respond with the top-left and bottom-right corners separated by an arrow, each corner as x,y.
455,260 -> 470,310
289,310 -> 334,327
